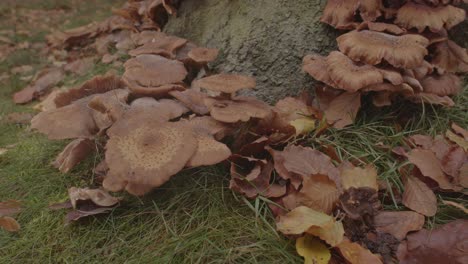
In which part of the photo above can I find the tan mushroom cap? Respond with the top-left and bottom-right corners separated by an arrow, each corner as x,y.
204,96 -> 272,123
88,89 -> 130,132
128,35 -> 187,58
193,74 -> 256,94
326,51 -> 403,92
123,54 -> 188,89
125,81 -> 185,97
188,47 -> 219,64
320,0 -> 359,30
337,30 -> 429,69
122,97 -> 189,124
169,89 -> 210,115
182,116 -> 232,140
358,0 -> 383,22
54,75 -> 125,108
104,120 -> 198,195
432,40 -> 468,74
395,2 -> 466,33
302,54 -> 334,87
357,22 -> 406,35
185,132 -> 231,167
420,74 -> 461,96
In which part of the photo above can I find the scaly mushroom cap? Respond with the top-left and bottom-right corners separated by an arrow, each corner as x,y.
128,35 -> 187,58
54,75 -> 125,108
125,97 -> 189,123
193,74 -> 256,94
169,89 -> 210,115
432,40 -> 468,73
123,54 -> 187,96
182,116 -> 232,140
204,96 -> 272,123
104,120 -> 198,195
185,132 -> 231,167
302,54 -> 335,87
187,47 -> 219,64
337,30 -> 429,69
320,0 -> 360,30
395,2 -> 466,33
420,74 -> 461,96
326,51 -> 403,91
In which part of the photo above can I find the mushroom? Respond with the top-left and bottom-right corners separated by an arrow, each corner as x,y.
124,97 -> 190,123
320,0 -> 360,30
13,68 -> 64,104
357,21 -> 406,35
193,74 -> 256,98
88,89 -> 130,132
203,96 -> 272,123
185,132 -> 231,167
419,73 -> 461,96
431,40 -> 468,73
337,30 -> 429,69
104,119 -> 198,195
302,54 -> 335,87
128,35 -> 187,58
395,2 -> 466,33
326,51 -> 403,91
169,89 -> 210,115
182,116 -> 232,140
52,138 -> 95,173
54,75 -> 125,108
122,54 -> 187,97
187,47 -> 219,64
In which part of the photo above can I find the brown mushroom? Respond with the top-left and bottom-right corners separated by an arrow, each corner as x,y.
302,54 -> 335,87
193,74 -> 256,95
395,2 -> 466,33
125,97 -> 189,123
185,132 -> 231,167
88,89 -> 130,132
204,96 -> 272,123
182,116 -> 232,140
357,21 -> 406,35
104,119 -> 198,195
187,47 -> 219,64
123,54 -> 187,97
52,138 -> 95,173
337,30 -> 429,69
432,40 -> 468,73
420,73 -> 461,96
326,51 -> 403,91
128,35 -> 187,58
169,89 -> 210,115
320,0 -> 360,30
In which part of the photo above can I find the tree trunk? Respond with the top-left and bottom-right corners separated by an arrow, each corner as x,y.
165,0 -> 468,102
164,0 -> 338,102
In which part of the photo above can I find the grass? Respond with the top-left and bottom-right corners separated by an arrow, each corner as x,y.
0,0 -> 467,263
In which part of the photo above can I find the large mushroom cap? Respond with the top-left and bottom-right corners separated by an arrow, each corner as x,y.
395,2 -> 466,33
123,54 -> 188,94
185,132 -> 231,167
420,74 -> 461,96
337,30 -> 429,69
187,47 -> 219,64
204,96 -> 272,123
302,54 -> 334,87
193,74 -> 256,94
169,89 -> 210,115
128,35 -> 187,58
432,40 -> 468,74
104,120 -> 198,195
320,0 -> 360,30
183,116 -> 232,140
326,51 -> 403,91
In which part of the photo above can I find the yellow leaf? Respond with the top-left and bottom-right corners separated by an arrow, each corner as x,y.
276,206 -> 334,235
307,220 -> 344,246
290,117 -> 316,135
446,130 -> 468,151
0,216 -> 20,232
341,164 -> 378,191
296,236 -> 331,264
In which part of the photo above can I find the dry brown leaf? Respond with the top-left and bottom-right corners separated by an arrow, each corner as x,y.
446,130 -> 468,151
296,174 -> 339,214
276,206 -> 335,235
324,92 -> 361,129
336,238 -> 383,264
52,139 -> 95,173
373,211 -> 425,240
451,123 -> 468,141
307,220 -> 344,247
68,187 -> 121,209
0,216 -> 20,232
65,203 -> 114,224
341,164 -> 379,191
397,220 -> 468,264
402,176 -> 437,217
0,200 -> 21,217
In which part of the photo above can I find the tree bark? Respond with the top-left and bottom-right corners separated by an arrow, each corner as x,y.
165,0 -> 468,102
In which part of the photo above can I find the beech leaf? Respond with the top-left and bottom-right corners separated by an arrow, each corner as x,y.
402,176 -> 437,217
296,235 -> 331,264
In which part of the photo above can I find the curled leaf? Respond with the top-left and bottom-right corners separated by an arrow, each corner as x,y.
296,235 -> 331,264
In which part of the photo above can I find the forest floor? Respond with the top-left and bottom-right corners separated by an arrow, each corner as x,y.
0,0 -> 466,263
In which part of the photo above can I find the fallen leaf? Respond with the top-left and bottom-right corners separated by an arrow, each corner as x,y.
397,220 -> 468,264
307,220 -> 345,246
276,206 -> 335,235
13,68 -> 64,104
336,238 -> 383,264
451,123 -> 468,141
0,216 -> 20,232
324,92 -> 361,129
296,235 -> 331,264
341,163 -> 378,191
289,117 -> 316,135
446,130 -> 468,151
68,187 -> 121,208
0,200 -> 21,217
406,149 -> 457,190
65,204 -> 114,224
373,211 -> 425,240
48,200 -> 73,210
441,146 -> 466,181
52,139 -> 95,173
296,174 -> 340,214
402,176 -> 437,217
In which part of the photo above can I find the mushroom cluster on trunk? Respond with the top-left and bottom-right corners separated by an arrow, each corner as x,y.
304,0 -> 467,128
